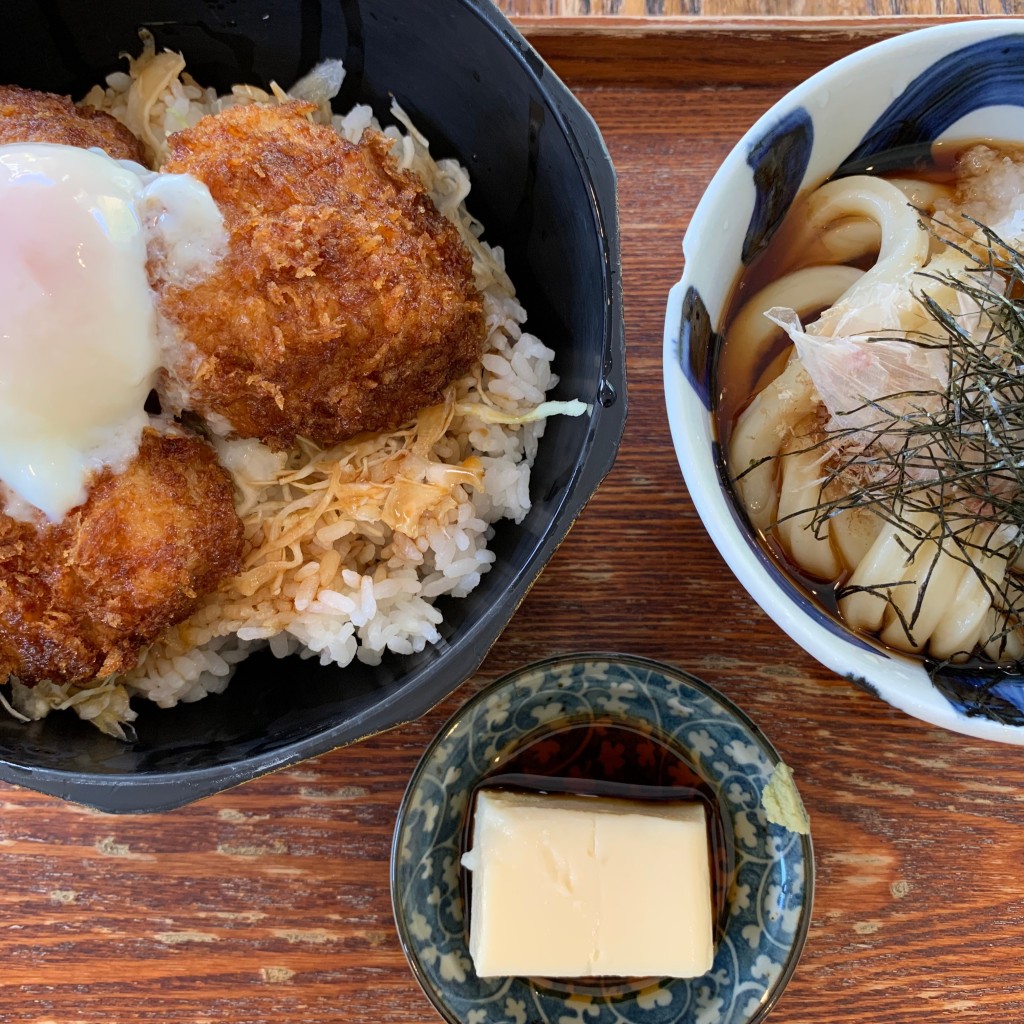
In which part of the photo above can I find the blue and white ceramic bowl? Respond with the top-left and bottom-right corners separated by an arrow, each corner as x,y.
391,654 -> 812,1024
664,20 -> 1024,744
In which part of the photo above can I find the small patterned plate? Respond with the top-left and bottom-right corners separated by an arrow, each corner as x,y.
390,653 -> 813,1024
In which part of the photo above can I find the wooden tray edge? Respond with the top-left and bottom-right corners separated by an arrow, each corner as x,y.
513,14 -> 1015,88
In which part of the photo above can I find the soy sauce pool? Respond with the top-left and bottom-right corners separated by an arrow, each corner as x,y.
462,719 -> 736,994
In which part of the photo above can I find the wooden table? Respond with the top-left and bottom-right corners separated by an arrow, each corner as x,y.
4,9 -> 1024,1024
498,0 -> 1018,15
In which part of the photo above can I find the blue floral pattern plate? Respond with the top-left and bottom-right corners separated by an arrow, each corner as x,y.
391,653 -> 813,1024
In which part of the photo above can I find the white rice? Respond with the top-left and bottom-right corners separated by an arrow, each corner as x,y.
4,36 -> 584,739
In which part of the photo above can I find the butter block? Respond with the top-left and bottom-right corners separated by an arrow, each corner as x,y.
460,789 -> 714,979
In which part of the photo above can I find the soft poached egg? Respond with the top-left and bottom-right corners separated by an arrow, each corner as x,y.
0,142 -> 225,521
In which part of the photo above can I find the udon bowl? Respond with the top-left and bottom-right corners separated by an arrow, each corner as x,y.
0,0 -> 625,810
664,19 -> 1024,744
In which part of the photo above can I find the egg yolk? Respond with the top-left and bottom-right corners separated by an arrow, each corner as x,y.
0,143 -> 225,521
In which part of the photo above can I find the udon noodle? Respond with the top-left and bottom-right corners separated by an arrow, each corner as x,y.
722,144 -> 1024,665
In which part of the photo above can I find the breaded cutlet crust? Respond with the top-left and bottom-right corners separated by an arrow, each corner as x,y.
0,431 -> 244,685
157,102 -> 485,449
0,84 -> 145,163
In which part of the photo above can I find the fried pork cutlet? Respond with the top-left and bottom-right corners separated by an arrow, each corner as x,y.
0,431 -> 244,686
0,84 -> 145,163
157,102 -> 485,449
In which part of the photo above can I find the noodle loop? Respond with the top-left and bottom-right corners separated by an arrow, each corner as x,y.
723,145 -> 1024,667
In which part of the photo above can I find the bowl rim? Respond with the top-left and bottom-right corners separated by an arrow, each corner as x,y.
663,17 -> 1024,745
390,651 -> 815,1024
0,0 -> 627,812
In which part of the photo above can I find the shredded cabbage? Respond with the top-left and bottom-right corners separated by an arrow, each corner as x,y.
454,399 -> 588,425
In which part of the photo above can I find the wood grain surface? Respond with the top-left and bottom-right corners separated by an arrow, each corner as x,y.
498,0 -> 1023,15
4,17 -> 1024,1024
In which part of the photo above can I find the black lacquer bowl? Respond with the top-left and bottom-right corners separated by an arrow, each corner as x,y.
0,0 -> 625,811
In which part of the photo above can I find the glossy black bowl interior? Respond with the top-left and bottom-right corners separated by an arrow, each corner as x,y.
0,0 -> 625,811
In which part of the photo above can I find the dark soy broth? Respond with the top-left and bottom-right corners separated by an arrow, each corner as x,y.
462,719 -> 735,991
